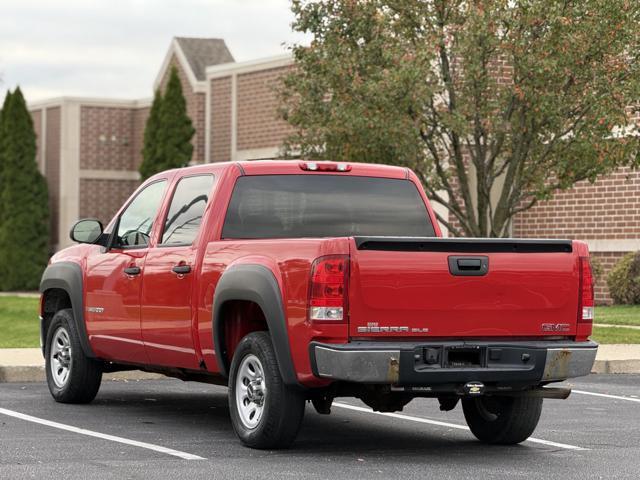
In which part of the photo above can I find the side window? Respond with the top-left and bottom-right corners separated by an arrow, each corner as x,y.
116,180 -> 167,247
161,175 -> 214,246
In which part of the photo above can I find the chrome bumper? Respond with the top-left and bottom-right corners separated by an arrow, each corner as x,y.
311,341 -> 598,385
542,347 -> 598,381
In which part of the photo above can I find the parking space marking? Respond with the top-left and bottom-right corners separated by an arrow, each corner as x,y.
573,390 -> 640,403
333,402 -> 586,451
0,407 -> 205,460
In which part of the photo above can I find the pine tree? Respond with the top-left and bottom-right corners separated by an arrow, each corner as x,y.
0,91 -> 12,227
138,67 -> 195,180
139,89 -> 164,181
0,88 -> 50,290
157,67 -> 195,170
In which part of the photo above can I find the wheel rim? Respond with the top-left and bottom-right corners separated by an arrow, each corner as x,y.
50,327 -> 72,388
235,354 -> 267,429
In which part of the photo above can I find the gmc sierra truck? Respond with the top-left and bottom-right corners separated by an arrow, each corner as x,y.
39,160 -> 598,449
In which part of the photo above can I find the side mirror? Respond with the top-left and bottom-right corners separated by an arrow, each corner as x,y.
70,219 -> 104,244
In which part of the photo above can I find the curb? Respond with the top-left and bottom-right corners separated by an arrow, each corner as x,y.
1,363 -> 639,383
592,359 -> 640,374
0,366 -> 164,383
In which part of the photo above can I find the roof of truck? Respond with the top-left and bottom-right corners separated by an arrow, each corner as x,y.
167,160 -> 411,179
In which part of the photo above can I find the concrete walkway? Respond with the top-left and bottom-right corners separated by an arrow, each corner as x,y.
1,345 -> 639,382
0,348 -> 162,382
594,323 -> 640,331
0,292 -> 39,298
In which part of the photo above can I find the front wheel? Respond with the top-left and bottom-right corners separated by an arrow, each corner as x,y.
45,309 -> 102,403
462,396 -> 543,445
228,332 -> 305,449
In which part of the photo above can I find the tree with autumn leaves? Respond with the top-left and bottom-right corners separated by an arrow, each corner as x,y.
280,0 -> 640,237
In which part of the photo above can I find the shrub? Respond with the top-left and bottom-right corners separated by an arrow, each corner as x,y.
590,256 -> 603,287
606,252 -> 640,305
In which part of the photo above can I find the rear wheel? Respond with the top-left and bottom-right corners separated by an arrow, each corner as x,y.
462,396 -> 542,445
228,332 -> 305,449
45,309 -> 102,403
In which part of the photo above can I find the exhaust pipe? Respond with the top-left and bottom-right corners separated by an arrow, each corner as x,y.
501,386 -> 572,400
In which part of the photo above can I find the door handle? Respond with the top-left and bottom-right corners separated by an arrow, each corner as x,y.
172,265 -> 191,275
124,266 -> 141,276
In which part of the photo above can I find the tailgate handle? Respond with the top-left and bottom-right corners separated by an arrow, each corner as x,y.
448,256 -> 489,276
457,259 -> 481,270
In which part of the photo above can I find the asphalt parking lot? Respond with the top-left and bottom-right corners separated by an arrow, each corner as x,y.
1,374 -> 639,480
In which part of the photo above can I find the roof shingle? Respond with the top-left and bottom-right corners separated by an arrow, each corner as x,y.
175,37 -> 234,81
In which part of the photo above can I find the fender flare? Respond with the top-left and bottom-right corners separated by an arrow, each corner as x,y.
40,261 -> 95,358
212,264 -> 299,386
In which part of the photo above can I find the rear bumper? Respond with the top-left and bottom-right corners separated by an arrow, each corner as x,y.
310,340 -> 598,387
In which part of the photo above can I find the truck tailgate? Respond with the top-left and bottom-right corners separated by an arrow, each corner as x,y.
349,237 -> 579,338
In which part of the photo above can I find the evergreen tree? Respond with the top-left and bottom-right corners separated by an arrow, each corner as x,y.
158,66 -> 195,170
0,91 -> 12,226
0,88 -> 50,290
139,89 -> 164,180
139,67 -> 195,180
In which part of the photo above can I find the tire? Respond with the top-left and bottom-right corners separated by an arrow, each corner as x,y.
45,308 -> 102,404
228,332 -> 305,449
462,395 -> 543,445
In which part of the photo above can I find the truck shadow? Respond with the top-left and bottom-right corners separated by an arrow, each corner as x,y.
89,381 -> 537,459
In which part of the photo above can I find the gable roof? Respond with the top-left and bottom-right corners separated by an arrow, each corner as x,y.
174,37 -> 235,81
153,37 -> 235,92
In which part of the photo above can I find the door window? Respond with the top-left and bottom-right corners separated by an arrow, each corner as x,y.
116,180 -> 167,247
161,175 -> 214,246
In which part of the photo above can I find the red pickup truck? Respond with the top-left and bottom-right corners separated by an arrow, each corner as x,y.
39,160 -> 597,449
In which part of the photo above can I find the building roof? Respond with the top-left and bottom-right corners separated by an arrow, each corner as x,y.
174,37 -> 234,81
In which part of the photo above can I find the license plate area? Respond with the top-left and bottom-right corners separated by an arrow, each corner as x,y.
445,346 -> 485,368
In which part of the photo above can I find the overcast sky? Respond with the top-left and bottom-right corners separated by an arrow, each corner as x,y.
0,0 -> 306,103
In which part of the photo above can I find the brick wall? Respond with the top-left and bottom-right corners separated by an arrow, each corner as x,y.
80,106 -> 136,170
236,66 -> 293,151
79,178 -> 140,226
513,168 -> 640,304
513,168 -> 640,240
45,107 -> 61,247
132,106 -> 150,170
158,55 -> 205,163
210,76 -> 232,162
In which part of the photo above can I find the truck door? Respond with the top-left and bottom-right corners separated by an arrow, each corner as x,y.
141,174 -> 215,369
84,180 -> 168,364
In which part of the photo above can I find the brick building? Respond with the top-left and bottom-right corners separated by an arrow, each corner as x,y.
29,37 -> 640,303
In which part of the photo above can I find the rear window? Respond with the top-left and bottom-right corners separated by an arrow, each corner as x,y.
221,175 -> 435,239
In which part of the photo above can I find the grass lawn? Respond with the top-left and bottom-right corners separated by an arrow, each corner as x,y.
0,296 -> 40,348
1,296 -> 639,347
594,305 -> 640,326
591,326 -> 640,344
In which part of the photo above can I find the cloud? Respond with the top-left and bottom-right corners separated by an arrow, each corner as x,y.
0,0 -> 308,102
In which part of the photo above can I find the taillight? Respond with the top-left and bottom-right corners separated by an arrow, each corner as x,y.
308,255 -> 349,322
578,256 -> 594,324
